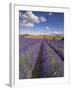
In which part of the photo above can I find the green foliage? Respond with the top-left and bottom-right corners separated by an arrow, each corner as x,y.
49,56 -> 58,77
19,54 -> 28,65
19,51 -> 33,65
59,36 -> 64,40
50,56 -> 57,65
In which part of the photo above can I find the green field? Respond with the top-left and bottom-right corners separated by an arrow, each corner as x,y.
20,34 -> 64,40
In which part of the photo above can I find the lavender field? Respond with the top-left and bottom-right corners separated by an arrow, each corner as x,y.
19,35 -> 64,79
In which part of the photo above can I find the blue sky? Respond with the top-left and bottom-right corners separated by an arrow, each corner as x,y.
19,11 -> 64,35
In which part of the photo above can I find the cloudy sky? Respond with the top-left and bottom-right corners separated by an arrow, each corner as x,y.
19,10 -> 64,35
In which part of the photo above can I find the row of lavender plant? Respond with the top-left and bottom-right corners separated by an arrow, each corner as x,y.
46,40 -> 64,61
19,39 -> 43,79
40,40 -> 64,78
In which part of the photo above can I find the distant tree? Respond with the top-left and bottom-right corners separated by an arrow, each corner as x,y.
53,37 -> 55,40
61,37 -> 64,40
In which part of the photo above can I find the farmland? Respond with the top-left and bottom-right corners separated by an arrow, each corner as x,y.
19,35 -> 64,79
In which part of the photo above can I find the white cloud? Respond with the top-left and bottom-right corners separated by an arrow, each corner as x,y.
19,11 -> 46,28
49,12 -> 53,16
23,11 -> 40,23
46,31 -> 64,36
46,26 -> 50,30
39,16 -> 46,22
24,22 -> 34,28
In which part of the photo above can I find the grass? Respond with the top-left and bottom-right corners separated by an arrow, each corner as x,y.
19,54 -> 28,65
50,56 -> 57,65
